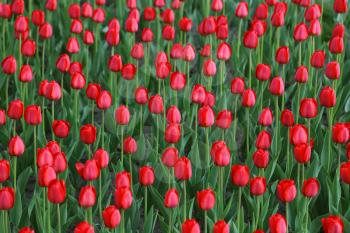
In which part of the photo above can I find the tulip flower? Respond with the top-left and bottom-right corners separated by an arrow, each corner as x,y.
302,178 -> 320,198
102,205 -> 121,229
182,219 -> 200,233
322,216 -> 344,233
269,213 -> 287,233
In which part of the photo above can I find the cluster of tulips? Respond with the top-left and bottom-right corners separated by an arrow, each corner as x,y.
0,0 -> 349,232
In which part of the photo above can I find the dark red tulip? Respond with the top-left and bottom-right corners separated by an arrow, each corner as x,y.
0,159 -> 10,183
197,188 -> 215,211
8,135 -> 25,157
0,187 -> 15,210
139,166 -> 155,186
269,213 -> 287,233
48,179 -> 66,204
24,105 -> 42,125
7,99 -> 23,120
38,166 -> 56,187
80,124 -> 97,144
253,149 -> 269,168
114,187 -> 133,209
322,216 -> 344,233
300,98 -> 318,118
250,177 -> 266,195
164,188 -> 179,208
123,136 -> 137,154
2,56 -> 17,75
333,0 -> 347,13
231,165 -> 250,186
102,205 -> 121,229
302,178 -> 320,197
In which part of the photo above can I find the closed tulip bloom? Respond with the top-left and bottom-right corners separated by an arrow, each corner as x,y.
123,136 -> 137,154
302,178 -> 320,197
165,123 -> 181,144
304,4 -> 321,21
253,230 -> 265,233
231,77 -> 245,94
125,16 -> 138,33
294,66 -> 308,83
86,83 -> 101,100
271,11 -> 285,27
242,89 -> 256,107
14,15 -> 28,32
38,166 -> 56,187
108,54 -> 123,72
329,36 -> 344,54
8,135 -> 25,157
141,28 -> 154,42
290,124 -> 308,145
92,149 -> 109,169
293,23 -> 308,41
24,105 -> 42,125
156,52 -> 168,67
135,87 -> 148,105
183,44 -> 196,62
217,42 -> 232,60
46,141 -> 61,154
253,149 -> 269,168
164,188 -> 179,208
198,105 -> 215,127
0,159 -> 10,182
235,2 -> 249,18
293,143 -> 311,163
319,86 -> 336,108
70,19 -> 83,34
170,43 -> 183,59
202,59 -> 216,77
182,219 -> 200,233
96,90 -> 112,110
250,177 -> 266,195
340,162 -> 350,184
197,189 -> 215,211
74,221 -> 95,233
255,3 -> 269,19
332,123 -> 349,144
36,148 -> 53,168
80,124 -> 97,144
255,130 -> 272,149
2,56 -> 17,74
56,54 -> 71,73
277,179 -> 297,202
322,216 -> 344,233
256,64 -> 271,81
102,205 -> 121,229
39,23 -> 53,39
332,23 -> 345,38
275,46 -> 290,64
81,3 -> 93,18
281,109 -> 294,127
130,43 -> 144,60
231,165 -> 250,186
179,17 -> 192,32
325,61 -> 340,80
70,72 -> 86,89
170,72 -> 186,91
31,9 -> 45,26
250,19 -> 267,37
7,99 -> 23,120
106,29 -> 120,46
21,39 -> 36,57
308,19 -> 321,36
18,65 -> 33,82
18,227 -> 35,233
0,187 -> 15,210
243,30 -> 259,49
92,8 -> 105,23
76,159 -> 100,181
191,84 -> 207,104
66,37 -> 80,54
300,98 -> 318,118
115,171 -> 131,189
203,91 -> 216,107
48,179 -> 66,204
156,62 -> 171,79
213,220 -> 229,233
52,152 -> 67,173
269,213 -> 287,233
200,44 -> 211,57
139,166 -> 155,186
52,120 -> 70,138
333,0 -> 347,13
0,110 -> 5,125
0,4 -> 12,19
210,141 -> 231,166
258,108 -> 273,126
78,186 -> 96,208
162,147 -> 179,168
174,157 -> 192,180
216,110 -> 232,129
114,187 -> 133,209
311,50 -> 325,68
148,94 -> 164,114
69,62 -> 83,76
68,3 -> 80,19
143,7 -> 156,21
45,81 -> 62,100
83,30 -> 94,45
45,0 -> 57,11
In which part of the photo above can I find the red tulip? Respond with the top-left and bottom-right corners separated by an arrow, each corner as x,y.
38,166 -> 56,187
174,157 -> 192,180
0,159 -> 10,182
52,120 -> 70,138
182,219 -> 200,233
24,105 -> 42,125
329,36 -> 344,54
198,105 -> 215,127
7,99 -> 23,120
277,179 -> 297,202
52,152 -> 67,173
125,16 -> 138,33
231,77 -> 245,94
18,227 -> 35,233
275,46 -> 290,64
164,188 -> 179,208
319,86 -> 336,108
71,72 -> 86,89
293,23 -> 309,41
200,44 -> 211,57
114,187 -> 133,209
308,19 -> 321,36
213,220 -> 230,233
166,106 -> 181,124
333,0 -> 347,13
76,159 -> 100,181
203,59 -> 217,77
332,23 -> 345,38
258,108 -> 273,126
108,54 -> 123,72
302,178 -> 320,197
69,61 -> 83,76
14,15 -> 28,33
78,185 -> 96,208
0,110 -> 6,126
93,149 -> 109,168
102,205 -> 121,229
299,98 -> 318,118
311,50 -> 325,68
0,4 -> 12,19
36,147 -> 53,168
1,56 -> 17,75
8,135 -> 25,157
325,61 -> 340,80
217,42 -> 232,60
242,89 -> 256,107
271,12 -> 285,27
70,19 -> 83,34
269,213 -> 287,233
116,171 -> 131,189
148,94 -> 164,114
322,216 -> 344,233
210,141 -> 231,166
46,141 -> 61,154
48,179 -> 66,204
204,91 -> 216,107
243,30 -> 258,49
255,3 -> 269,19
162,147 -> 179,168
250,177 -> 266,195
21,39 -> 36,57
45,0 -> 57,11
255,130 -> 272,149
31,10 -> 45,26
39,23 -> 53,39
83,30 -> 95,45
80,124 -> 97,144
197,188 -> 215,211
68,3 -> 80,19
0,187 -> 15,210
191,84 -> 207,104
56,54 -> 71,73
235,2 -> 249,18
74,221 -> 94,233
86,83 -> 101,100
18,65 -> 33,83
290,124 -> 308,146
135,87 -> 148,105
293,143 -> 311,163
179,17 -> 192,32
332,123 -> 349,144
182,44 -> 196,62
294,66 -> 308,83
156,62 -> 171,79
45,81 -> 62,100
96,90 -> 112,110
281,109 -> 295,127
139,166 -> 155,186
216,110 -> 232,129
253,149 -> 269,168
141,28 -> 154,42
165,123 -> 181,144
231,165 -> 250,187
123,136 -> 137,154
66,37 -> 80,54
92,8 -> 105,23
256,64 -> 271,81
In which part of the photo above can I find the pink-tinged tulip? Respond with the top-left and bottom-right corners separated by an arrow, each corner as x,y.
96,90 -> 112,110
213,220 -> 230,233
258,108 -> 273,126
302,178 -> 320,197
255,130 -> 272,149
18,65 -> 33,82
216,110 -> 232,129
256,64 -> 271,81
197,188 -> 215,210
253,149 -> 269,168
135,87 -> 148,105
38,166 -> 56,187
102,205 -> 121,229
165,123 -> 181,144
71,72 -> 86,90
174,157 -> 192,180
217,42 -> 232,60
0,187 -> 15,210
56,54 -> 71,73
198,106 -> 215,127
24,105 -> 42,125
108,54 -> 123,72
93,149 -> 109,169
310,50 -> 325,68
8,135 -> 25,157
36,148 -> 53,168
289,124 -> 308,146
250,177 -> 266,195
192,84 -> 207,104
231,77 -> 245,94
164,188 -> 179,208
116,171 -> 131,189
114,187 -> 133,209
269,213 -> 287,233
148,95 -> 164,114
235,2 -> 249,18
322,216 -> 344,233
203,59 -> 217,77
242,89 -> 256,107
21,39 -> 36,57
275,46 -> 290,64
123,136 -> 137,154
78,186 -> 96,208
86,83 -> 101,100
139,166 -> 155,186
76,159 -> 100,181
293,23 -> 308,41
162,147 -> 179,168
231,165 -> 250,186
2,56 -> 17,75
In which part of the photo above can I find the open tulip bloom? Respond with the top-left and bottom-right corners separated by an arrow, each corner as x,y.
1,0 -> 350,232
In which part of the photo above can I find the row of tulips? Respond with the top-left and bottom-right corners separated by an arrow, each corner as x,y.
0,0 -> 349,232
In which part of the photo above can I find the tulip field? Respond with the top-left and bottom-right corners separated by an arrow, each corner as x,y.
1,0 -> 350,232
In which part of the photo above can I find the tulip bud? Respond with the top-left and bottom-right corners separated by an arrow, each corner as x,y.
242,89 -> 256,107
310,50 -> 325,68
216,110 -> 232,129
0,159 -> 10,183
162,147 -> 179,168
269,213 -> 287,233
21,39 -> 36,57
294,66 -> 308,83
96,90 -> 112,110
1,55 -> 17,75
332,23 -> 345,38
231,165 -> 250,186
281,109 -> 294,127
7,99 -> 23,120
198,105 -> 215,127
243,30 -> 259,49
277,179 -> 297,202
139,166 -> 155,186
302,178 -> 320,197
45,81 -> 62,100
106,29 -> 120,46
203,59 -> 217,77
164,188 -> 179,208
174,157 -> 192,180
0,187 -> 15,210
48,179 -> 66,204
258,108 -> 273,126
141,28 -> 154,42
217,42 -> 232,61
179,17 -> 192,32
170,72 -> 186,91
319,86 -> 336,108
332,123 -> 349,144
18,65 -> 33,83
80,124 -> 97,144
308,19 -> 321,36
92,8 -> 105,23
56,54 -> 71,73
235,2 -> 249,18
148,94 -> 164,114
78,185 -> 96,208
103,205 -> 121,229
74,221 -> 94,233
325,61 -> 340,80
31,10 -> 45,26
52,152 -> 67,173
165,123 -> 181,144
19,227 -> 35,233
197,189 -> 216,210
250,177 -> 266,195
322,216 -> 344,233
271,12 -> 285,27
213,220 -> 230,233
38,166 -> 56,187
24,105 -> 42,125
275,46 -> 290,64
256,64 -> 271,81
8,135 -> 25,157
333,0 -> 348,13
86,83 -> 101,100
156,62 -> 171,79
123,136 -> 137,154
191,84 -> 206,104
255,130 -> 272,149
114,187 -> 133,209
135,87 -> 148,105
253,149 -> 269,168
66,37 -> 80,54
52,120 -> 70,138
293,23 -> 308,41
39,23 -> 53,39
210,141 -> 231,166
293,143 -> 311,163
231,77 -> 245,94
300,98 -> 318,118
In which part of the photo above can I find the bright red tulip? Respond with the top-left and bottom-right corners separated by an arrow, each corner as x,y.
0,159 -> 10,183
102,205 -> 121,229
319,86 -> 336,108
197,188 -> 215,211
38,166 -> 56,187
231,165 -> 250,187
48,179 -> 66,204
7,99 -> 23,120
302,178 -> 320,197
231,77 -> 245,94
74,221 -> 94,233
2,56 -> 17,75
0,187 -> 15,210
210,141 -> 231,166
148,95 -> 164,114
258,108 -> 273,126
174,157 -> 192,180
299,98 -> 318,118
322,216 -> 344,233
332,123 -> 349,144
162,147 -> 179,168
114,187 -> 133,209
250,177 -> 266,195
164,188 -> 179,208
76,159 -> 100,181
78,185 -> 96,208
93,149 -> 109,169
123,136 -> 137,154
277,179 -> 297,202
8,135 -> 25,157
269,213 -> 287,233
139,166 -> 155,186
80,124 -> 97,144
253,149 -> 269,168
293,143 -> 311,163
242,89 -> 256,107
96,90 -> 112,110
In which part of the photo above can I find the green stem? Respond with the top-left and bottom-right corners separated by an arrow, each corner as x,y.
139,105 -> 143,137
57,204 -> 61,233
168,209 -> 172,233
52,101 -> 55,140
246,108 -> 250,158
183,181 -> 187,222
237,187 -> 242,232
121,126 -> 124,166
204,211 -> 208,233
102,110 -> 105,147
42,40 -> 46,80
34,126 -> 37,175
99,172 -> 102,220
249,50 -> 252,88
47,191 -> 51,233
13,157 -> 17,191
144,187 -> 148,220
286,203 -> 289,233
206,127 -> 210,168
129,155 -> 133,193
